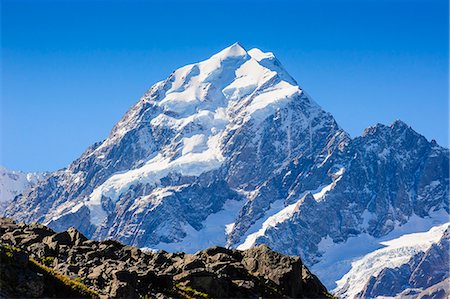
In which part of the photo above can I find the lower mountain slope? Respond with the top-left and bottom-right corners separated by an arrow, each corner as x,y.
327,221 -> 450,298
355,226 -> 449,299
0,217 -> 330,299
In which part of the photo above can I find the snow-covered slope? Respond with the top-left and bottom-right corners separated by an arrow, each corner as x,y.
310,210 -> 449,291
0,166 -> 47,211
328,218 -> 449,298
353,222 -> 449,298
4,43 -> 449,298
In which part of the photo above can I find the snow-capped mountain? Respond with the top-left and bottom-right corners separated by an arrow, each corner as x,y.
5,43 -> 348,244
4,43 -> 449,297
0,166 -> 48,211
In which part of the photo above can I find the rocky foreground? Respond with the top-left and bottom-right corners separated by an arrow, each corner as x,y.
0,218 -> 330,298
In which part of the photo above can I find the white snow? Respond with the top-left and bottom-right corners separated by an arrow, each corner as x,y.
225,222 -> 235,235
313,178 -> 340,200
237,199 -> 300,250
237,168 -> 346,250
248,48 -> 275,61
84,43 -> 310,226
48,202 -> 85,223
429,180 -> 440,188
313,167 -> 345,200
212,42 -> 248,60
128,187 -> 177,215
310,209 -> 450,297
336,222 -> 449,298
85,138 -> 226,226
182,134 -> 207,155
244,81 -> 301,122
235,198 -> 285,248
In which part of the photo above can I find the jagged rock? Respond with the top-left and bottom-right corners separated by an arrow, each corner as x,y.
242,244 -> 307,298
0,218 -> 330,298
44,230 -> 72,247
26,242 -> 50,259
416,278 -> 450,299
67,226 -> 88,245
120,245 -> 142,261
182,257 -> 205,270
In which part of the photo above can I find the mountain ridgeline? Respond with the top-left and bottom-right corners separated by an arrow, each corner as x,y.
3,43 -> 449,298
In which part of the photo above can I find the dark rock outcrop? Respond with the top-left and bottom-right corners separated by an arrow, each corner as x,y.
0,218 -> 330,298
0,244 -> 98,298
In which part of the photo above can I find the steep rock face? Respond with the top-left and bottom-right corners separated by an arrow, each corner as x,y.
0,218 -> 330,299
357,227 -> 449,298
235,121 -> 449,264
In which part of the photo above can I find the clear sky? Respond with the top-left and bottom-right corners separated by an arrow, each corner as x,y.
1,0 -> 448,172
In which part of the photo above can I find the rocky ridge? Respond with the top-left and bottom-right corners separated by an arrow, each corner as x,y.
0,217 -> 330,298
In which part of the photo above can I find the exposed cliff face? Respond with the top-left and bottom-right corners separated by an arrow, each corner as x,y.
0,218 -> 329,299
236,121 -> 449,264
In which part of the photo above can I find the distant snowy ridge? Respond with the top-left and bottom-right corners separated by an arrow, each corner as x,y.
0,166 -> 48,211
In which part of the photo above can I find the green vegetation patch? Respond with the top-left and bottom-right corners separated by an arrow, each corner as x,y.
2,244 -> 21,258
175,283 -> 210,299
40,256 -> 55,266
29,258 -> 99,299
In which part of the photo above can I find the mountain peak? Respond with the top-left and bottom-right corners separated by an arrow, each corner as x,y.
362,120 -> 412,137
211,42 -> 248,60
359,119 -> 433,151
248,48 -> 275,62
390,119 -> 410,130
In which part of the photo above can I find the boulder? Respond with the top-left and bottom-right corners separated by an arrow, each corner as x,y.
67,227 -> 88,246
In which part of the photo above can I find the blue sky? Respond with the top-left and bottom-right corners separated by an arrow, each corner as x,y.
1,0 -> 448,172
